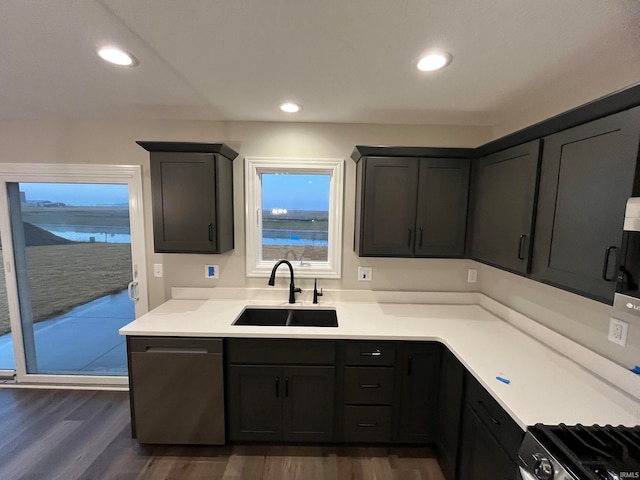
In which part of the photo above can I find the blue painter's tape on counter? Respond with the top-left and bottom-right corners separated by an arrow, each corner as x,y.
496,376 -> 511,384
631,366 -> 640,375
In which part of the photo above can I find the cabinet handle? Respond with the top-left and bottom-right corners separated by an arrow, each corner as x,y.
418,228 -> 424,248
518,234 -> 526,260
275,377 -> 279,397
478,400 -> 501,425
360,350 -> 382,357
284,377 -> 289,397
407,355 -> 413,376
357,422 -> 378,428
408,228 -> 413,247
359,384 -> 381,389
208,223 -> 214,242
602,246 -> 617,281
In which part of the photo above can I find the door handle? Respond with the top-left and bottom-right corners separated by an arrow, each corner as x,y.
208,223 -> 214,242
407,228 -> 413,247
518,235 -> 526,260
418,228 -> 424,248
284,377 -> 289,397
275,377 -> 280,397
602,246 -> 617,281
127,281 -> 139,302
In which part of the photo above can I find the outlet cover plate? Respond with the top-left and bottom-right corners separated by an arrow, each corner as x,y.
205,265 -> 220,279
608,317 -> 629,346
467,269 -> 478,283
358,266 -> 372,281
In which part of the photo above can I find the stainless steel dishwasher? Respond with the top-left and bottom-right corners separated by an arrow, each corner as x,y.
128,337 -> 225,445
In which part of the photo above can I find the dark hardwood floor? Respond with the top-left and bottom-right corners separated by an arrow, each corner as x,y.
0,388 -> 445,480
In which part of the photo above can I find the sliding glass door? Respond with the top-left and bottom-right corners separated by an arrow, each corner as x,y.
0,165 -> 147,384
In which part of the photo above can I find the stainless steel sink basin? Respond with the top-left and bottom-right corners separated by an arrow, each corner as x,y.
232,308 -> 338,327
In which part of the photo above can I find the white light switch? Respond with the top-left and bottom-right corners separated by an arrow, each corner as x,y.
153,264 -> 163,278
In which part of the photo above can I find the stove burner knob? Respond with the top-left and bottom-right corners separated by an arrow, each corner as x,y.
532,454 -> 554,480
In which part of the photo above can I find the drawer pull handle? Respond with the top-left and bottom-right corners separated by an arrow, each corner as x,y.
357,422 -> 378,428
478,400 -> 501,425
360,383 -> 381,389
360,350 -> 382,357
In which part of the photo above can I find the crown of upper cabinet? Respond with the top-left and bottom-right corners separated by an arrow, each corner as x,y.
136,141 -> 239,161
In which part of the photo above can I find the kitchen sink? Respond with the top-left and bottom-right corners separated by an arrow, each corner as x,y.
232,308 -> 338,327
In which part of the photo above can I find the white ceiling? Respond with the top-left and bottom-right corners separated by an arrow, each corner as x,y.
1,0 -> 639,127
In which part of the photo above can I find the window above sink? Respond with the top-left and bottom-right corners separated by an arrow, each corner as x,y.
244,157 -> 344,279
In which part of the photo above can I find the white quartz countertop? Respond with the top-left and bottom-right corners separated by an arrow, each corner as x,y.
119,288 -> 640,430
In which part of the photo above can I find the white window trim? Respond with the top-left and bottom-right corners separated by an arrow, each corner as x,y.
245,157 -> 344,279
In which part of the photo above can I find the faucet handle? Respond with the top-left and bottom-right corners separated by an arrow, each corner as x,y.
313,278 -> 323,304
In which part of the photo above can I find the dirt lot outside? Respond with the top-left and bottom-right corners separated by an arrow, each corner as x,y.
0,243 -> 131,335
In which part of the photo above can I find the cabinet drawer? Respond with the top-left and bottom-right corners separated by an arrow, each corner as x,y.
345,341 -> 395,366
465,376 -> 524,460
226,339 -> 335,365
344,367 -> 394,405
343,406 -> 392,443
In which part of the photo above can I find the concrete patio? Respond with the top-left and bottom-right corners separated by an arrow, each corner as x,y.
0,289 -> 134,375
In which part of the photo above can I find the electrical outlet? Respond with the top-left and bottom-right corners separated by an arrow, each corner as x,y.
608,318 -> 629,346
153,264 -> 163,278
358,266 -> 372,281
467,269 -> 477,283
205,265 -> 220,279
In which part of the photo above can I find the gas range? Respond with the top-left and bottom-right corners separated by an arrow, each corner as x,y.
519,424 -> 640,480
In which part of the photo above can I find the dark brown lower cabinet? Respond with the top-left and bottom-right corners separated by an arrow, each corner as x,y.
227,365 -> 335,442
397,342 -> 441,443
458,405 -> 517,480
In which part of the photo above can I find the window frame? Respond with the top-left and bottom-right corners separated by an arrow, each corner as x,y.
244,157 -> 344,279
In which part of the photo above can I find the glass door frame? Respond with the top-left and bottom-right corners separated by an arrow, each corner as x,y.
0,163 -> 148,386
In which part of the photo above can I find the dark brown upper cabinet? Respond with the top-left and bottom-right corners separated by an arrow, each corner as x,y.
353,153 -> 470,257
468,140 -> 542,274
531,106 -> 640,303
137,142 -> 238,254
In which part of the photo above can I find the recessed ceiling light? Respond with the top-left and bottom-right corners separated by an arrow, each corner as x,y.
417,52 -> 452,72
280,102 -> 302,113
98,47 -> 138,66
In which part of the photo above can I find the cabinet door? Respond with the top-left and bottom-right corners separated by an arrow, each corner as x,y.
282,366 -> 335,442
150,152 -> 218,253
227,365 -> 283,442
533,107 -> 640,303
397,343 -> 440,444
469,140 -> 541,274
458,405 -> 517,480
436,348 -> 465,480
415,158 -> 470,257
360,157 -> 419,256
